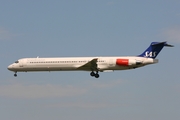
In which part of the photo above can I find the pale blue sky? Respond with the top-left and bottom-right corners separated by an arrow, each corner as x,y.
1,0 -> 180,120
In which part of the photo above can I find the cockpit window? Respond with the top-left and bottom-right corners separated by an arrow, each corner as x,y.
15,61 -> 19,63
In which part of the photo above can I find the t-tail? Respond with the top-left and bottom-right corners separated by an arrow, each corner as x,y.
138,42 -> 174,59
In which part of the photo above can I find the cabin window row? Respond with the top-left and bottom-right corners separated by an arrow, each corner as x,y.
30,61 -> 81,63
29,60 -> 105,64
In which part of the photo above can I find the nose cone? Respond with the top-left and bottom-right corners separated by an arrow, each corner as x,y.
7,64 -> 13,71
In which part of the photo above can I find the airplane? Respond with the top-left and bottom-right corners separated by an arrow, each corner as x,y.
8,42 -> 173,78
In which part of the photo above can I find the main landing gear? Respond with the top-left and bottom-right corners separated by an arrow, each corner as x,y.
14,72 -> 17,77
90,71 -> 99,78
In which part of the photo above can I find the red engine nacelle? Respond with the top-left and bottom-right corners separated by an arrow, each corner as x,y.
116,59 -> 129,66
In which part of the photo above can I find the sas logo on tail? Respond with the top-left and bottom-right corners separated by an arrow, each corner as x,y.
145,51 -> 156,57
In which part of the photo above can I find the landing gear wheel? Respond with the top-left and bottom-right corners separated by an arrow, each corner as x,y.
14,73 -> 17,77
90,72 -> 95,76
94,74 -> 99,78
14,72 -> 17,77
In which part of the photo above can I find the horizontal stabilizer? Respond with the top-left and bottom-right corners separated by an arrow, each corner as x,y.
152,41 -> 174,47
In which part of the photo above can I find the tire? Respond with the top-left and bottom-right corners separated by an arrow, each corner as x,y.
90,72 -> 95,76
95,74 -> 99,78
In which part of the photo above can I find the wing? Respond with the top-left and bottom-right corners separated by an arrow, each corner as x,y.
77,58 -> 98,71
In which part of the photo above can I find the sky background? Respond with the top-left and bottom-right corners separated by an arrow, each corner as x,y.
1,0 -> 180,120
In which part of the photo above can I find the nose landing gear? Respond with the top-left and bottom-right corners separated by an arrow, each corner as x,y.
14,72 -> 17,77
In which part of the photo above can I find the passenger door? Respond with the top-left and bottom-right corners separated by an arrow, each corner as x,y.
19,60 -> 23,67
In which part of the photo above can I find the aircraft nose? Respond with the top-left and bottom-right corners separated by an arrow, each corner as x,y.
7,65 -> 13,71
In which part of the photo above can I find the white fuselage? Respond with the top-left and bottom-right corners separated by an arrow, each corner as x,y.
8,56 -> 158,72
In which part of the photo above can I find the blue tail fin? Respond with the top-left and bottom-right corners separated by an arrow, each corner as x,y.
138,42 -> 174,59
